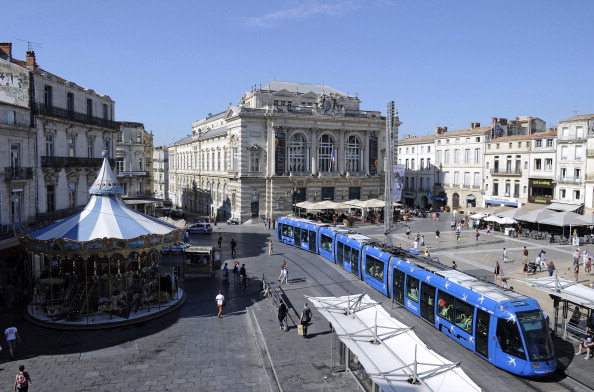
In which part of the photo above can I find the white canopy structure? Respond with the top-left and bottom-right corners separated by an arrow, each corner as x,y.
469,213 -> 486,219
497,216 -> 518,225
307,294 -> 481,392
515,208 -> 557,223
516,276 -> 594,309
344,199 -> 387,208
482,215 -> 501,223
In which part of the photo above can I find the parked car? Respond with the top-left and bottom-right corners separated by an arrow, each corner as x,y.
226,218 -> 239,225
161,243 -> 190,254
170,210 -> 185,219
187,222 -> 213,234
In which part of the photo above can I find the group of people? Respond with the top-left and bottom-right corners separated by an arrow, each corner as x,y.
571,248 -> 592,282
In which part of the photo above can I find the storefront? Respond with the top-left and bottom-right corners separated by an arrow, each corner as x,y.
529,178 -> 554,204
483,195 -> 519,207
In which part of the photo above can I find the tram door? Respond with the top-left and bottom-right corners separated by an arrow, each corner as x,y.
295,228 -> 301,247
308,230 -> 317,252
392,269 -> 405,305
475,309 -> 490,358
420,283 -> 436,324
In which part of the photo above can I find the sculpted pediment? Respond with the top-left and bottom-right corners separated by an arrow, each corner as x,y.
301,91 -> 318,99
272,89 -> 294,98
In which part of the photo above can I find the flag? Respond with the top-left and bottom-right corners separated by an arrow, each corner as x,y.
331,148 -> 336,167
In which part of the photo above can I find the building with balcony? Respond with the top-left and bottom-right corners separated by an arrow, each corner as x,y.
153,146 -> 169,203
483,130 -> 556,208
168,81 -> 392,222
435,122 -> 490,209
114,122 -> 155,213
396,135 -> 436,209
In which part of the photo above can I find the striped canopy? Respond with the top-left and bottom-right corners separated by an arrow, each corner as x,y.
29,154 -> 178,242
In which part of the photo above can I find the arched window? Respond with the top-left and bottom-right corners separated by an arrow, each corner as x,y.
318,134 -> 335,172
345,136 -> 361,172
289,134 -> 307,172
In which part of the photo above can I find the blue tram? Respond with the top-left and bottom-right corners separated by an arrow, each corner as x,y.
276,217 -> 557,377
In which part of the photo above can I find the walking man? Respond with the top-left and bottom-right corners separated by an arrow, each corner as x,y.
475,229 -> 480,242
280,264 -> 289,284
14,365 -> 32,392
268,240 -> 273,256
240,264 -> 247,287
222,262 -> 229,285
503,247 -> 509,263
406,227 -> 411,240
522,247 -> 529,264
215,290 -> 225,318
494,261 -> 501,283
435,229 -> 440,244
230,238 -> 237,256
574,263 -> 580,282
278,299 -> 288,331
5,325 -> 20,358
300,303 -> 313,338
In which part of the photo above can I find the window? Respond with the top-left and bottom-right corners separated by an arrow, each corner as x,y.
44,85 -> 52,106
577,126 -> 584,138
412,147 -> 415,153
103,104 -> 108,119
560,168 -> 567,179
137,132 -> 142,143
86,98 -> 93,116
576,146 -> 583,160
464,172 -> 470,187
453,172 -> 459,186
116,158 -> 124,173
138,158 -> 143,171
420,158 -> 424,170
560,189 -> 566,199
454,149 -> 460,163
445,150 -> 450,164
411,159 -> 415,170
497,317 -> 526,360
345,136 -> 361,172
217,151 -> 221,171
87,138 -> 94,158
493,182 -> 499,196
405,159 -> 409,170
68,182 -> 76,208
536,139 -> 542,147
45,134 -> 54,156
546,139 -> 553,147
437,151 -> 442,164
320,234 -> 332,252
562,127 -> 569,140
250,151 -> 261,172
427,158 -> 431,169
575,190 -> 581,200
46,184 -> 55,212
561,145 -> 568,160
349,187 -> 361,200
67,92 -> 74,114
474,172 -> 480,187
68,136 -> 75,157
406,276 -> 419,302
575,168 -> 581,180
232,147 -> 238,171
289,134 -> 307,172
476,137 -> 480,142
465,149 -> 471,163
534,159 -> 542,170
427,146 -> 431,153
10,144 -> 19,168
392,269 -> 405,305
318,134 -> 335,172
116,131 -> 123,142
365,255 -> 384,281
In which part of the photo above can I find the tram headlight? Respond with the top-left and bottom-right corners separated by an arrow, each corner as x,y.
531,363 -> 540,368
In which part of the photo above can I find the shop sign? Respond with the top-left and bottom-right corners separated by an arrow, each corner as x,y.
532,198 -> 551,204
529,178 -> 553,187
484,195 -> 519,206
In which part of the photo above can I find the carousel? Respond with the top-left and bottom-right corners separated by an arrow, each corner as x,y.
20,150 -> 185,329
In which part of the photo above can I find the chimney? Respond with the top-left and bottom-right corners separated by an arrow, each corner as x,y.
0,42 -> 12,60
475,122 -> 480,128
26,50 -> 37,69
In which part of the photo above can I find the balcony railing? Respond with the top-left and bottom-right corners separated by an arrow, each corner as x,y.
558,135 -> 587,142
490,168 -> 522,176
471,185 -> 481,189
117,171 -> 149,177
557,176 -> 583,183
4,167 -> 33,181
0,119 -> 30,128
35,103 -> 117,129
41,156 -> 114,168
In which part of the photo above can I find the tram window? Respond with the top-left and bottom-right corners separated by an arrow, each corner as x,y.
496,318 -> 526,361
365,255 -> 384,281
454,299 -> 474,334
517,310 -> 555,361
282,224 -> 288,237
321,234 -> 333,252
406,276 -> 420,302
309,231 -> 316,250
287,226 -> 294,239
301,229 -> 308,243
437,291 -> 455,322
337,243 -> 344,264
392,269 -> 405,304
351,248 -> 359,275
475,309 -> 490,358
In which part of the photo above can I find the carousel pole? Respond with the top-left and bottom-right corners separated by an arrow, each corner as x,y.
85,257 -> 89,325
108,256 -> 112,320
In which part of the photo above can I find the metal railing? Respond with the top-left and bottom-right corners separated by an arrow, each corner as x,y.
35,103 -> 117,129
41,156 -> 114,168
490,168 -> 522,176
4,167 -> 33,181
557,176 -> 583,183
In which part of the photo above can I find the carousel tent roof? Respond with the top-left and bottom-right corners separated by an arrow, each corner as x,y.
29,155 -> 178,242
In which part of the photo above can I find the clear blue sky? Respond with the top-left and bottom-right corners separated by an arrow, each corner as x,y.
5,0 -> 594,146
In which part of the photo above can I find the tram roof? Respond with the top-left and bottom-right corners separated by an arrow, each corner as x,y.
437,270 -> 527,303
516,276 -> 594,309
307,294 -> 481,392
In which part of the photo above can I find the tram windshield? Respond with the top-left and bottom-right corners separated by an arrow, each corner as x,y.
517,310 -> 555,361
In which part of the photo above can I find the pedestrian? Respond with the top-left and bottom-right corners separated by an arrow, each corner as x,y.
278,299 -> 288,330
424,247 -> 430,259
475,229 -> 480,242
218,234 -> 222,248
215,290 -> 225,318
494,261 -> 501,282
263,218 -> 267,228
547,260 -> 556,277
535,254 -> 542,273
14,365 -> 32,392
233,261 -> 240,283
268,219 -> 271,229
452,260 -> 457,270
523,260 -> 529,277
230,238 -> 237,256
5,325 -> 20,358
502,278 -> 509,289
522,247 -> 529,264
540,250 -> 546,264
583,250 -> 590,269
450,219 -> 455,229
420,235 -> 425,247
413,238 -> 419,250
268,240 -> 273,256
487,225 -> 491,235
222,262 -> 229,284
280,265 -> 289,284
574,263 -> 580,282
240,264 -> 247,287
587,257 -> 592,275
299,303 -> 313,338
503,247 -> 509,263
278,260 -> 287,281
435,229 -> 440,244
406,227 -> 411,240
272,219 -> 276,229
574,249 -> 581,265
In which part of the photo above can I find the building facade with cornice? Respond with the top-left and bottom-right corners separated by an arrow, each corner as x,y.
168,81 -> 394,222
397,135 -> 436,209
153,146 -> 169,203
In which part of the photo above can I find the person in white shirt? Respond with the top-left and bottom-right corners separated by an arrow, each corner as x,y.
5,326 -> 20,358
583,250 -> 590,269
215,290 -> 225,318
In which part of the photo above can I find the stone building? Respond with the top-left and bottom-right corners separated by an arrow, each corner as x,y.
168,81 -> 393,222
397,135 -> 436,209
153,146 -> 169,203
